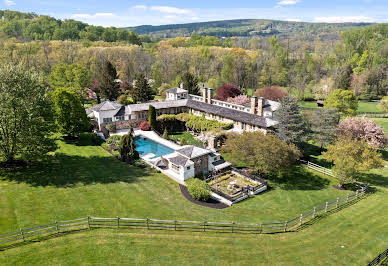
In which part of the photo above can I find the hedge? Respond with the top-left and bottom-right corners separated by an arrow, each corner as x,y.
186,178 -> 211,202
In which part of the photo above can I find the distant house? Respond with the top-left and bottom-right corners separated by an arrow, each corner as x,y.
87,84 -> 280,133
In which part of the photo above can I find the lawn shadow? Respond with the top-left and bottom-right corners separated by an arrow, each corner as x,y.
267,166 -> 330,191
0,152 -> 151,187
357,172 -> 388,189
380,149 -> 388,161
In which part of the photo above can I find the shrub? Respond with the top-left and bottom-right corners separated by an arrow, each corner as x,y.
106,135 -> 122,146
255,86 -> 288,101
105,123 -> 116,133
139,121 -> 151,131
186,178 -> 211,202
157,114 -> 185,132
162,128 -> 169,139
226,95 -> 250,105
215,83 -> 241,101
180,136 -> 188,145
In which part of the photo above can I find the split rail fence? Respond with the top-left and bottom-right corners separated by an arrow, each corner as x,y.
0,186 -> 368,247
368,248 -> 388,266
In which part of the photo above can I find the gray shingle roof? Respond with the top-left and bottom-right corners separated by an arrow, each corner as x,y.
166,87 -> 188,94
127,99 -> 188,113
177,145 -> 211,159
87,101 -> 122,113
169,155 -> 189,166
186,100 -> 276,128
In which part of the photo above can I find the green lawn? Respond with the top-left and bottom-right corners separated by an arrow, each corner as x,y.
168,132 -> 204,147
0,138 -> 387,265
299,100 -> 383,113
372,118 -> 388,133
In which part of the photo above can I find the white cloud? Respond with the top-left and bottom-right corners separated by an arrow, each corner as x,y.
71,13 -> 115,19
132,5 -> 147,10
277,0 -> 300,6
285,18 -> 301,22
4,0 -> 15,6
314,16 -> 374,23
150,6 -> 192,15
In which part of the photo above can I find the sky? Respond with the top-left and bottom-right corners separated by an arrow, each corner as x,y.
1,0 -> 388,27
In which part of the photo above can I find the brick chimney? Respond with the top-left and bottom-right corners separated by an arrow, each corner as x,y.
201,83 -> 207,103
257,97 -> 264,116
250,96 -> 257,114
207,88 -> 213,104
180,82 -> 184,89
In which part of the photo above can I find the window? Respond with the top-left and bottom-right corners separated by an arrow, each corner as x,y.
117,116 -> 125,121
187,166 -> 191,170
103,117 -> 112,123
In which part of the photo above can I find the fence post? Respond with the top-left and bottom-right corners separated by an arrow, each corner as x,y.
325,202 -> 328,213
146,218 -> 149,230
284,221 -> 287,232
117,216 -> 120,228
20,228 -> 25,242
299,214 -> 303,225
336,198 -> 339,208
174,220 -> 177,231
346,194 -> 349,202
259,223 -> 262,234
313,207 -> 316,218
355,190 -> 359,198
203,221 -> 206,232
87,216 -> 91,230
232,222 -> 234,233
55,221 -> 59,232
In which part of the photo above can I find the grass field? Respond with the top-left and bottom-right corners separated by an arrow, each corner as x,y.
299,100 -> 383,113
168,132 -> 204,147
0,137 -> 387,265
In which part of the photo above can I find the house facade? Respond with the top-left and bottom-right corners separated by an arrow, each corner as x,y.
87,84 -> 280,133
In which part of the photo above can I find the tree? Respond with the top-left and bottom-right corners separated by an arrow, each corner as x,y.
182,72 -> 200,95
119,127 -> 139,164
148,105 -> 157,131
0,64 -> 56,163
186,178 -> 211,202
309,109 -> 340,149
215,83 -> 241,101
323,135 -> 384,187
48,64 -> 90,96
99,61 -> 120,101
52,88 -> 91,137
226,95 -> 250,105
132,73 -> 154,103
324,89 -> 358,117
338,117 -> 387,149
162,128 -> 168,139
334,64 -> 353,90
255,86 -> 289,101
275,96 -> 309,150
221,131 -> 301,175
378,96 -> 388,113
90,79 -> 101,103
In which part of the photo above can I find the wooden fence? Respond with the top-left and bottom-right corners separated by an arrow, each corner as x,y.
303,161 -> 336,177
368,248 -> 388,266
0,186 -> 368,247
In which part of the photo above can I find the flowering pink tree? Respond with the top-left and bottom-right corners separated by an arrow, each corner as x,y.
226,95 -> 250,105
338,117 -> 387,149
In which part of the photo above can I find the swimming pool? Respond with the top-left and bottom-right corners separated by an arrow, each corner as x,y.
135,136 -> 175,159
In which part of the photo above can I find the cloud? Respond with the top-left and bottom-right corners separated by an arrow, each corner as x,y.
276,0 -> 300,6
132,5 -> 147,10
4,0 -> 15,6
150,6 -> 192,15
285,18 -> 301,22
71,13 -> 115,19
314,16 -> 375,23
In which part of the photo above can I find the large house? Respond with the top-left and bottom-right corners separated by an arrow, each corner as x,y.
87,83 -> 280,133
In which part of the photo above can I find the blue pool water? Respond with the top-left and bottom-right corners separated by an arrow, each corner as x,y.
135,136 -> 175,159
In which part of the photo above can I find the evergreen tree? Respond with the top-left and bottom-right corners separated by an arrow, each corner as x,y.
309,108 -> 340,150
119,127 -> 139,164
182,72 -> 200,95
148,105 -> 157,131
275,96 -> 309,150
132,73 -> 154,103
99,61 -> 120,101
162,128 -> 169,139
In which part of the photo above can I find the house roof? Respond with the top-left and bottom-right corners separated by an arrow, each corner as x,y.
87,100 -> 122,113
114,106 -> 126,117
126,99 -> 188,113
168,155 -> 191,167
176,145 -> 211,159
166,87 -> 188,94
185,99 -> 277,128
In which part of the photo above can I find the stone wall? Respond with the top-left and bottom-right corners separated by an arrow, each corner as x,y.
191,154 -> 209,176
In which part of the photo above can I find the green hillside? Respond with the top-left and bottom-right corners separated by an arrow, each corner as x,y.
127,19 -> 373,39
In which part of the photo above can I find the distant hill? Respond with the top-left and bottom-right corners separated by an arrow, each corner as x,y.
127,19 -> 373,40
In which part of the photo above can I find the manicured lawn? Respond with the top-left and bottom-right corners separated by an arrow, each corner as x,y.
372,118 -> 388,133
168,132 -> 204,147
299,100 -> 383,113
0,138 -> 387,264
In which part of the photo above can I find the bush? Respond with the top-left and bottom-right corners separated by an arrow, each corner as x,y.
106,135 -> 122,147
139,121 -> 151,131
106,123 -> 116,133
162,128 -> 169,139
186,178 -> 211,202
215,83 -> 241,101
256,86 -> 289,101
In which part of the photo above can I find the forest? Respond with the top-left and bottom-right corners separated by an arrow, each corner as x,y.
0,9 -> 387,101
